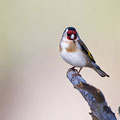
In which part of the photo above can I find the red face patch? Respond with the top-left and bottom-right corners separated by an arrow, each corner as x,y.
67,30 -> 77,40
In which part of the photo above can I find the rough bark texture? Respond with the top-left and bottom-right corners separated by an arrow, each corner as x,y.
67,68 -> 117,120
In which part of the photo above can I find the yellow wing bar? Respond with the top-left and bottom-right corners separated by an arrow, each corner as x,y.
87,51 -> 95,62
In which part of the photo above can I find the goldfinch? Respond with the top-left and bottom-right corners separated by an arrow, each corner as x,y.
59,27 -> 109,77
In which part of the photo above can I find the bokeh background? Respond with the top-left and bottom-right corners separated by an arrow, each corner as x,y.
0,0 -> 120,120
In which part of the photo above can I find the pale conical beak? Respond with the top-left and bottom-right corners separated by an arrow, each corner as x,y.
70,34 -> 75,40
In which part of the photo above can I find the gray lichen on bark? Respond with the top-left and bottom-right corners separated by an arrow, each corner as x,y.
67,68 -> 117,120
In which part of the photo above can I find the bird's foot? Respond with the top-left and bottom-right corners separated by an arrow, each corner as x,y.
71,66 -> 75,70
68,66 -> 76,72
68,67 -> 82,78
72,72 -> 81,78
72,67 -> 82,77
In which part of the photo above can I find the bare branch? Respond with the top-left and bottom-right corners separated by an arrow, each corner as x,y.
66,68 -> 117,120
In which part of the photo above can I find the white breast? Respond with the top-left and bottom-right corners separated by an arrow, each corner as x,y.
60,41 -> 87,67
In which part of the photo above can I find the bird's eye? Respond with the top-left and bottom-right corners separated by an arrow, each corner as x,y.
67,33 -> 71,37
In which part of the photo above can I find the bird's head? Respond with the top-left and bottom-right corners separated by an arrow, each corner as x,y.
62,27 -> 79,42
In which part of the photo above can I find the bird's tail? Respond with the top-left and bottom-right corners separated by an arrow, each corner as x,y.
93,65 -> 109,77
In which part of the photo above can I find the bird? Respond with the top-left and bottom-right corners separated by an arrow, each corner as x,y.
59,27 -> 109,77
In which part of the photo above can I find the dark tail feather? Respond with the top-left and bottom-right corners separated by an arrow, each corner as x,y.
93,65 -> 110,77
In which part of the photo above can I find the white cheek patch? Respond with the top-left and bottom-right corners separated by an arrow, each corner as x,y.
70,34 -> 75,39
61,40 -> 69,48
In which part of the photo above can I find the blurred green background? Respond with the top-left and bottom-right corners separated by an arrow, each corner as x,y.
0,0 -> 120,120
